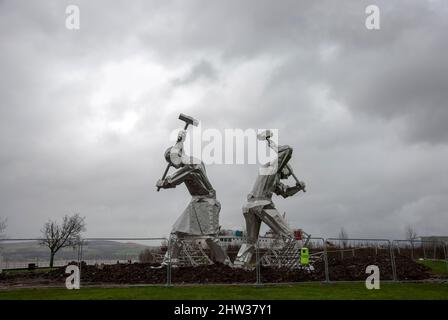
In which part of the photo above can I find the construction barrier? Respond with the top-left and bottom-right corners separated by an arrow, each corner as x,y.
392,239 -> 448,281
256,237 -> 328,285
0,237 -> 170,287
167,234 -> 258,285
2,236 -> 447,287
325,238 -> 396,281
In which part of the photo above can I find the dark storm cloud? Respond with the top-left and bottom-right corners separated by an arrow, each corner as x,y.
0,0 -> 447,239
132,0 -> 448,143
172,60 -> 218,86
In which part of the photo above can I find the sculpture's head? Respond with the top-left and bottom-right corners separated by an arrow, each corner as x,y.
164,146 -> 183,168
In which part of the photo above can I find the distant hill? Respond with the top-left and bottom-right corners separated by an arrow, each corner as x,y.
0,240 -> 159,261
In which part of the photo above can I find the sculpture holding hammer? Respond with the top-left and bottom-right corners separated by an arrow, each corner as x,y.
156,114 -> 232,266
234,129 -> 306,269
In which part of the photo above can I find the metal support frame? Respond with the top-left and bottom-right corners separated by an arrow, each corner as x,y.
166,235 -> 214,267
259,236 -> 305,269
255,237 -> 329,285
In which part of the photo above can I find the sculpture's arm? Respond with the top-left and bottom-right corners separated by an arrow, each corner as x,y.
276,145 -> 293,173
274,181 -> 305,198
156,165 -> 195,189
169,130 -> 188,166
266,139 -> 291,156
267,138 -> 278,153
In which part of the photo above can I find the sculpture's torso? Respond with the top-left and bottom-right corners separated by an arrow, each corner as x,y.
248,173 -> 279,201
183,163 -> 216,198
247,145 -> 292,202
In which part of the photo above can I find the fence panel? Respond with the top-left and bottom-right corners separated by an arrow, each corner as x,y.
0,237 -> 169,288
257,237 -> 328,284
325,238 -> 394,281
0,238 -> 81,288
393,240 -> 447,281
2,236 -> 444,288
0,238 -> 82,270
167,235 -> 256,285
80,237 -> 169,286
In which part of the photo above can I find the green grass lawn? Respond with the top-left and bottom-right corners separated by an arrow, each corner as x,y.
0,283 -> 447,300
418,260 -> 448,275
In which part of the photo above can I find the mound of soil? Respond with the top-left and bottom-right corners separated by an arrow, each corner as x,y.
0,253 -> 432,287
326,254 -> 430,281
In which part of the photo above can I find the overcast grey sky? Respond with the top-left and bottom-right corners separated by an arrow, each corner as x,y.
0,0 -> 447,239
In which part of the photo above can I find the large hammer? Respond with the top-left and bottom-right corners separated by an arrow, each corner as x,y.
157,113 -> 199,191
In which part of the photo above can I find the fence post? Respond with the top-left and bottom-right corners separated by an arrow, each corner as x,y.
166,237 -> 172,287
389,240 -> 397,281
77,239 -> 83,288
433,241 -> 437,260
423,243 -> 426,259
0,240 -> 3,274
323,238 -> 330,283
444,242 -> 448,273
255,239 -> 262,287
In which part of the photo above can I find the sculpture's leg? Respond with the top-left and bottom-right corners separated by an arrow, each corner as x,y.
256,206 -> 301,268
162,233 -> 183,266
205,237 -> 233,266
234,207 -> 262,268
256,206 -> 294,240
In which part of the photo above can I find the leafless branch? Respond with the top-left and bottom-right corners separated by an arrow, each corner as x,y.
405,225 -> 418,241
0,217 -> 6,237
40,213 -> 86,267
338,227 -> 349,248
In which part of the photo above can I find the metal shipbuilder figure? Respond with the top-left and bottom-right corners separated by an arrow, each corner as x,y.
234,130 -> 306,269
157,123 -> 231,267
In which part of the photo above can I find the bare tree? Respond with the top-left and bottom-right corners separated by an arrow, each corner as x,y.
405,225 -> 418,241
0,217 -> 6,236
405,225 -> 418,259
40,214 -> 86,268
338,227 -> 349,248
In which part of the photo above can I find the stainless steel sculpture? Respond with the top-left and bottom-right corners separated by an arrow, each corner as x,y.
157,114 -> 231,267
234,130 -> 306,269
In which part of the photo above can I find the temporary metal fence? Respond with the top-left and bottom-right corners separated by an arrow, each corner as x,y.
165,234 -> 254,285
0,238 -> 82,270
392,239 -> 448,280
0,237 -> 170,287
256,237 -> 329,285
393,239 -> 447,260
325,238 -> 396,281
1,236 -> 447,287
